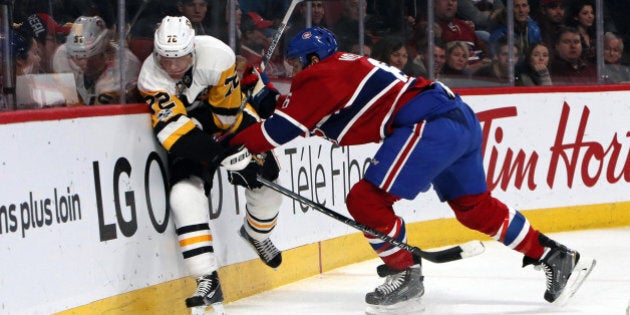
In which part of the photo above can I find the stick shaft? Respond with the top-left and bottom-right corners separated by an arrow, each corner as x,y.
256,176 -> 426,258
261,0 -> 305,71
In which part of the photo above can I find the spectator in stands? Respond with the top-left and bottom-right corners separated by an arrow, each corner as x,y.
515,42 -> 553,86
441,40 -> 471,76
564,0 -> 595,63
290,0 -> 327,29
239,12 -> 286,77
413,37 -> 447,78
535,0 -> 566,53
549,26 -> 596,85
13,29 -> 41,76
178,0 -> 213,35
19,13 -> 71,74
371,36 -> 422,76
433,0 -> 490,72
286,1 -> 327,47
351,43 -> 372,57
331,0 -> 375,51
474,36 -> 519,83
456,0 -> 504,37
602,32 -> 630,83
488,0 -> 541,58
603,1 -> 630,65
239,11 -> 271,66
239,0 -> 289,21
127,17 -> 158,62
210,0 -> 244,51
235,54 -> 248,79
52,16 -> 141,105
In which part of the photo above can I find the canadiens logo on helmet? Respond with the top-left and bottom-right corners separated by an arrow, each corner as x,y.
302,31 -> 312,39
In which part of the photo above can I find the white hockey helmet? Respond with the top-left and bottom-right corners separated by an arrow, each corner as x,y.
154,16 -> 195,58
65,16 -> 109,59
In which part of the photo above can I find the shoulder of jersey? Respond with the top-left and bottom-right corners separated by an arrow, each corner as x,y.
137,55 -> 172,92
194,35 -> 235,68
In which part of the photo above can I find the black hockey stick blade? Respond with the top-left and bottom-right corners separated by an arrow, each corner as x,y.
257,176 -> 484,263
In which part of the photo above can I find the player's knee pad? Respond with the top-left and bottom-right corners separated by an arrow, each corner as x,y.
448,191 -> 508,236
169,176 -> 209,227
346,179 -> 399,228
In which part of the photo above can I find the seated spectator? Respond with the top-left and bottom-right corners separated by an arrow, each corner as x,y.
13,26 -> 79,109
564,0 -> 595,63
239,11 -> 271,66
549,26 -> 596,85
371,36 -> 422,76
456,0 -> 505,34
433,0 -> 490,71
602,32 -> 630,83
474,36 -> 519,83
239,12 -> 286,77
286,0 -> 327,50
235,54 -> 248,79
331,0 -> 375,51
178,0 -> 212,35
515,42 -> 553,86
488,0 -> 541,58
52,16 -> 141,105
535,0 -> 566,53
19,13 -> 71,74
290,0 -> 327,29
603,1 -> 630,65
456,0 -> 505,43
210,0 -> 244,52
127,19 -> 157,62
442,40 -> 471,76
12,29 -> 41,76
238,0 -> 288,21
350,43 -> 372,57
413,37 -> 447,78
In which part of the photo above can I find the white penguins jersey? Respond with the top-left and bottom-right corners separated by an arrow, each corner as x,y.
52,43 -> 141,105
137,35 -> 250,156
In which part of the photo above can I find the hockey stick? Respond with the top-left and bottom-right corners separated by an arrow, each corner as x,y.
256,175 -> 485,263
237,0 -> 304,107
260,0 -> 305,71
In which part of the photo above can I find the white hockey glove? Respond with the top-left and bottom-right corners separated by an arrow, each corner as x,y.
220,145 -> 252,171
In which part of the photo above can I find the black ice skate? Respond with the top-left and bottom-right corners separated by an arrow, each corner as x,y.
239,225 -> 282,269
524,239 -> 596,304
365,264 -> 425,314
185,271 -> 224,308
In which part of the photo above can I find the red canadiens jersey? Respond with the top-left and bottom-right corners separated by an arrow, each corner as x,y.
231,52 -> 433,154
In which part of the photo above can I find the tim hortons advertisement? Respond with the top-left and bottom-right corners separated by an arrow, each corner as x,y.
1,89 -> 629,313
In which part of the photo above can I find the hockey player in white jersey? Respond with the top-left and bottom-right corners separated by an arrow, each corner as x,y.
52,16 -> 141,105
137,16 -> 283,313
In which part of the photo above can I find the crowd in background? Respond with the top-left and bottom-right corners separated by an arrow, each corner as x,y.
2,0 -> 629,110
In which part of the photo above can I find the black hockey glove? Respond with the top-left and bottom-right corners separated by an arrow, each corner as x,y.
227,151 -> 280,190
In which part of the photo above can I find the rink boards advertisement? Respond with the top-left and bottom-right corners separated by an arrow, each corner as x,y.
1,87 -> 630,313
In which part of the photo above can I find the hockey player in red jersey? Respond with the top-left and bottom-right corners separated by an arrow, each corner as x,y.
231,26 -> 595,313
137,16 -> 283,313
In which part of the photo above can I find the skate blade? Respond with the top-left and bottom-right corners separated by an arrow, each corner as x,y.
553,256 -> 596,306
190,306 -> 207,315
190,302 -> 226,315
211,302 -> 227,315
365,296 -> 425,314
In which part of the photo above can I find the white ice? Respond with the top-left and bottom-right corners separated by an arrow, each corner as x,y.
224,227 -> 630,315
